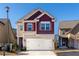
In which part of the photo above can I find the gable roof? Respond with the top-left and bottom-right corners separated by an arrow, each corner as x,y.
59,20 -> 79,29
67,23 -> 79,35
26,10 -> 42,20
19,9 -> 43,21
18,8 -> 55,22
0,18 -> 16,43
36,11 -> 55,20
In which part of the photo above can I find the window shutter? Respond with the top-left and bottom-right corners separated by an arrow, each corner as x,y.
33,23 -> 35,31
24,22 -> 27,31
51,22 -> 54,34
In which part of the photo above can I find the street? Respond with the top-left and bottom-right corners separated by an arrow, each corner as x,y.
17,51 -> 56,56
55,49 -> 79,56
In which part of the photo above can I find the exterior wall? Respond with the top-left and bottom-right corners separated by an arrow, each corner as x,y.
68,39 -> 74,48
24,32 -> 54,39
71,39 -> 79,49
37,14 -> 54,34
17,21 -> 24,46
76,40 -> 79,49
74,40 -> 78,48
17,23 -> 24,37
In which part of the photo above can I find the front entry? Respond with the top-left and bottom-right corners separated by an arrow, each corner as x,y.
19,37 -> 23,49
62,38 -> 68,48
59,37 -> 68,48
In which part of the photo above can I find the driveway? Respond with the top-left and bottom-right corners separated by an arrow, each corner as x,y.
17,51 -> 56,56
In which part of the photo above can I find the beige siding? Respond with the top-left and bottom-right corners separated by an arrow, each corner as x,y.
24,34 -> 54,39
17,22 -> 24,37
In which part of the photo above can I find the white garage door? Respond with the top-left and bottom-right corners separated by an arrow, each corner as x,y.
26,39 -> 54,50
74,40 -> 79,49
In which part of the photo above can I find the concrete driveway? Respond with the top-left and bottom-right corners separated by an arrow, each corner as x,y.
17,51 -> 56,56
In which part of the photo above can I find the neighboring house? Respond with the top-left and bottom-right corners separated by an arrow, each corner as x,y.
59,20 -> 79,49
17,9 -> 55,50
13,28 -> 17,38
0,18 -> 16,51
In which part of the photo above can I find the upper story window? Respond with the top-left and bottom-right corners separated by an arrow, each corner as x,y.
20,25 -> 23,30
40,21 -> 50,31
27,23 -> 33,31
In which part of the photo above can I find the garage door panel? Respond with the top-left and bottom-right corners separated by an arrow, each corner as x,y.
26,39 -> 54,50
74,40 -> 79,49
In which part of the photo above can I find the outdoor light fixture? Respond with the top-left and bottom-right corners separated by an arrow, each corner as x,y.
5,6 -> 10,19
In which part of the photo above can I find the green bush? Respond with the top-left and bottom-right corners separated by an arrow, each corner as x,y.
21,47 -> 26,51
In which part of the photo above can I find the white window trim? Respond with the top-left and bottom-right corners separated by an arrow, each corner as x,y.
19,24 -> 23,31
40,21 -> 50,31
40,21 -> 50,23
27,23 -> 33,31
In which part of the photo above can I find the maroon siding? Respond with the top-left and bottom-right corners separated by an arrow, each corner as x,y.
33,23 -> 35,31
24,22 -> 27,31
37,14 -> 54,34
24,22 -> 35,31
39,14 -> 52,21
26,11 -> 42,20
51,22 -> 54,34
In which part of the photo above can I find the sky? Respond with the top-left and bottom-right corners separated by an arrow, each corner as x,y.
0,3 -> 79,34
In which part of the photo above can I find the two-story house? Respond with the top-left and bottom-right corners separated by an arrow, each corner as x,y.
17,9 -> 55,50
59,20 -> 79,49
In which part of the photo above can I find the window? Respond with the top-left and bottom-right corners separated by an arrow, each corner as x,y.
40,23 -> 45,30
40,22 -> 50,31
27,23 -> 33,31
20,25 -> 23,30
46,23 -> 50,31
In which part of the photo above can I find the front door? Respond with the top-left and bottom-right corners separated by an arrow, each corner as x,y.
19,37 -> 23,49
62,38 -> 68,48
